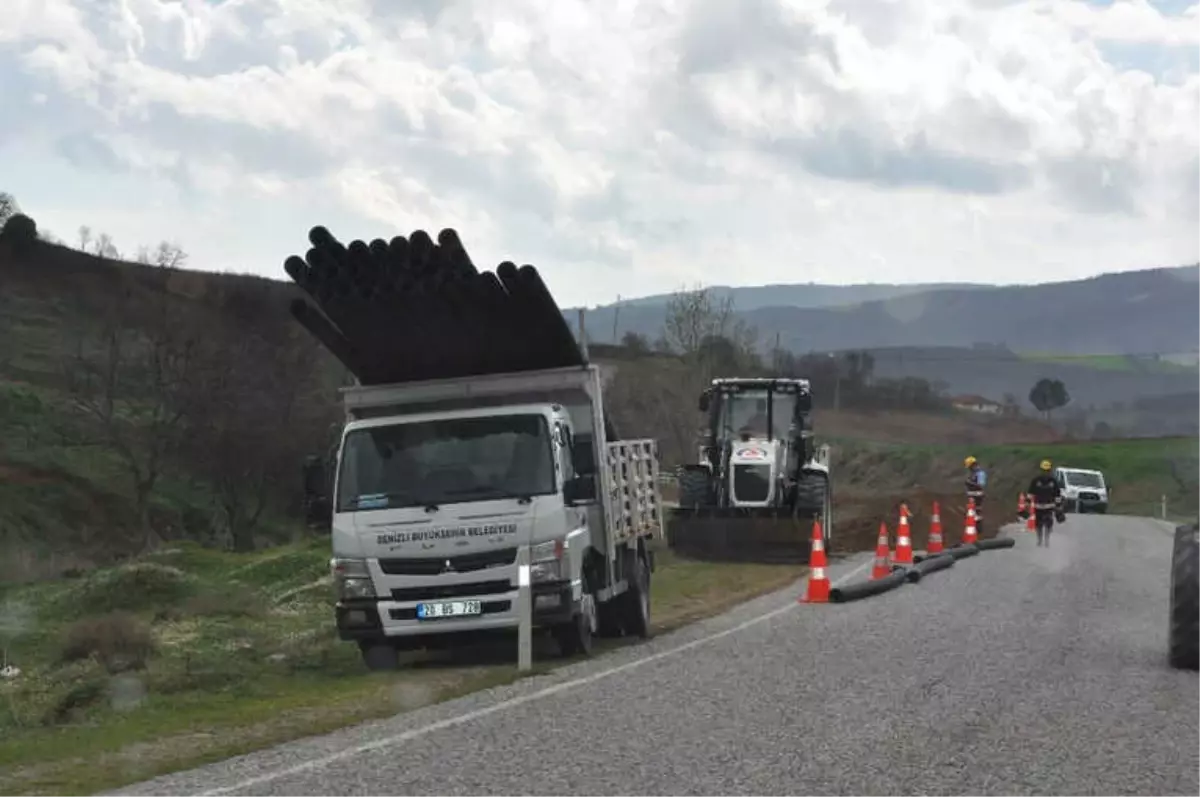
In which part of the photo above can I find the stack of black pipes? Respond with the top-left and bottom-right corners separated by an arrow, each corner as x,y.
284,226 -> 585,385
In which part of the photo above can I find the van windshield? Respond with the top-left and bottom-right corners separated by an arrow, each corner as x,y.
1064,471 -> 1105,488
336,414 -> 555,512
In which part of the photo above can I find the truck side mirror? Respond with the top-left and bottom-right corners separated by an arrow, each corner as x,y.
796,391 -> 812,413
302,455 -> 332,528
698,392 -> 710,413
563,475 -> 597,505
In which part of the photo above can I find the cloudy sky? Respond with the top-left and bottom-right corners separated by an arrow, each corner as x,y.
2,0 -> 1197,306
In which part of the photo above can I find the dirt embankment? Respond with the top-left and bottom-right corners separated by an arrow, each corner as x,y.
832,445 -> 1039,554
823,409 -> 1060,445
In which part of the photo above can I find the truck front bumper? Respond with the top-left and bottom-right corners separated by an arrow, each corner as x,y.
336,580 -> 578,643
1066,498 -> 1108,514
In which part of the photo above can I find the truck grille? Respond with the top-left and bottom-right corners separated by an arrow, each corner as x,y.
390,580 -> 512,603
1078,491 -> 1101,501
378,547 -> 517,576
733,464 -> 772,503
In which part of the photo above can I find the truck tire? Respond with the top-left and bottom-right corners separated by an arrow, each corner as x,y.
677,468 -> 710,509
359,641 -> 399,672
618,548 -> 651,638
1168,523 -> 1199,671
554,571 -> 596,658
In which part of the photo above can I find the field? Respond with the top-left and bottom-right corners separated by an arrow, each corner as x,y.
828,436 -> 1199,556
0,541 -> 805,795
1018,351 -> 1198,374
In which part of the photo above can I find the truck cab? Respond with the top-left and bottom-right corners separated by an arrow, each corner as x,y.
1053,467 -> 1109,514
304,365 -> 662,669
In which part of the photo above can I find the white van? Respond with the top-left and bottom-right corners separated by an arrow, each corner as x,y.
1053,467 -> 1109,514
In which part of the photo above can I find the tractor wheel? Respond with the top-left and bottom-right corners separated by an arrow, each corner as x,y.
677,468 -> 710,508
1168,523 -> 1199,670
794,472 -> 831,547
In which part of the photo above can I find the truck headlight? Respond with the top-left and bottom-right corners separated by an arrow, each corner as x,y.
529,538 -> 565,583
331,557 -> 376,600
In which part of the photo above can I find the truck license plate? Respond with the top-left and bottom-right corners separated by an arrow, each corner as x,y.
416,600 -> 483,620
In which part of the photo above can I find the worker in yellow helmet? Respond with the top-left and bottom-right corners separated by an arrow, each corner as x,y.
1027,459 -> 1062,547
964,455 -> 987,532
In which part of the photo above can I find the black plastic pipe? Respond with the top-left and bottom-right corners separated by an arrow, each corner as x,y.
829,569 -> 907,603
975,537 -> 1016,551
945,544 -> 980,560
906,553 -> 956,583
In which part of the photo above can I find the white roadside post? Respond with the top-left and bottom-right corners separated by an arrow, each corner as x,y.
1161,495 -> 1167,520
516,544 -> 532,672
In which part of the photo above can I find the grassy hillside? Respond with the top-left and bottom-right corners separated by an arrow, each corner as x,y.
834,436 -> 1199,542
0,543 -> 803,795
0,238 -> 343,574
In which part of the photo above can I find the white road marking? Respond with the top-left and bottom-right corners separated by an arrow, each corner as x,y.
831,558 -> 873,588
196,556 -> 872,796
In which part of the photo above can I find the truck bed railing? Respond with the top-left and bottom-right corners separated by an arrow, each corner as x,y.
605,439 -> 665,544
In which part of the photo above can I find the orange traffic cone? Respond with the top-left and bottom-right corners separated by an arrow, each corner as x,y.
1026,497 -> 1037,534
871,522 -> 892,580
1017,493 -> 1028,519
800,520 -> 830,603
963,498 -> 979,545
894,504 -> 914,565
928,501 -> 945,555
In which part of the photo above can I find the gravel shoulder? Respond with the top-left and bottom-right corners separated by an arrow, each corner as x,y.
115,517 -> 1198,797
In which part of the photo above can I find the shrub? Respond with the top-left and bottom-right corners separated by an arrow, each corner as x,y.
72,561 -> 195,615
60,611 -> 156,673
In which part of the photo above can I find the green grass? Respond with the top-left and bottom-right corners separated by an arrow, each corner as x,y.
837,436 -> 1198,521
1019,352 -> 1198,374
0,542 -> 804,795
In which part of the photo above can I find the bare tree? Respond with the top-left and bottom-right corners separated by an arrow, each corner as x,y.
63,243 -> 198,550
181,290 -> 321,551
660,287 -> 756,361
606,287 -> 761,467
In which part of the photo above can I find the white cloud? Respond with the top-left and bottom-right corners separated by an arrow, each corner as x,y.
0,0 -> 1196,307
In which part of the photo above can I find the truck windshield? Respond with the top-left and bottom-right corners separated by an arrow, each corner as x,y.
1065,471 -> 1104,488
721,390 -> 794,440
335,414 -> 556,512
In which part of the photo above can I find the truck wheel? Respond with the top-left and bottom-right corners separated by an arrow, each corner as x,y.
1168,523 -> 1199,670
554,572 -> 596,658
359,642 -> 399,672
619,549 -> 651,639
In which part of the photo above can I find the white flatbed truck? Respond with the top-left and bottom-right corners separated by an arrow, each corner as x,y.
305,364 -> 665,670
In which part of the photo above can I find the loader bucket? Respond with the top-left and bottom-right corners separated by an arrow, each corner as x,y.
666,506 -> 819,564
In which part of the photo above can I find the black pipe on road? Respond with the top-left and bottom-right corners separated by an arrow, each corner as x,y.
829,569 -> 907,603
945,544 -> 980,560
905,553 -> 956,583
975,537 -> 1017,551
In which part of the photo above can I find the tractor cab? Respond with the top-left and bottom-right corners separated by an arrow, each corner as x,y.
697,378 -> 813,467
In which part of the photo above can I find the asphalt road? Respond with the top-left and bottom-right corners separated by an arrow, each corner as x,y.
115,516 -> 1199,796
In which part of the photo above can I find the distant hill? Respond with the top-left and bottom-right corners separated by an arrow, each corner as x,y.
567,265 -> 1200,356
600,281 -> 994,311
